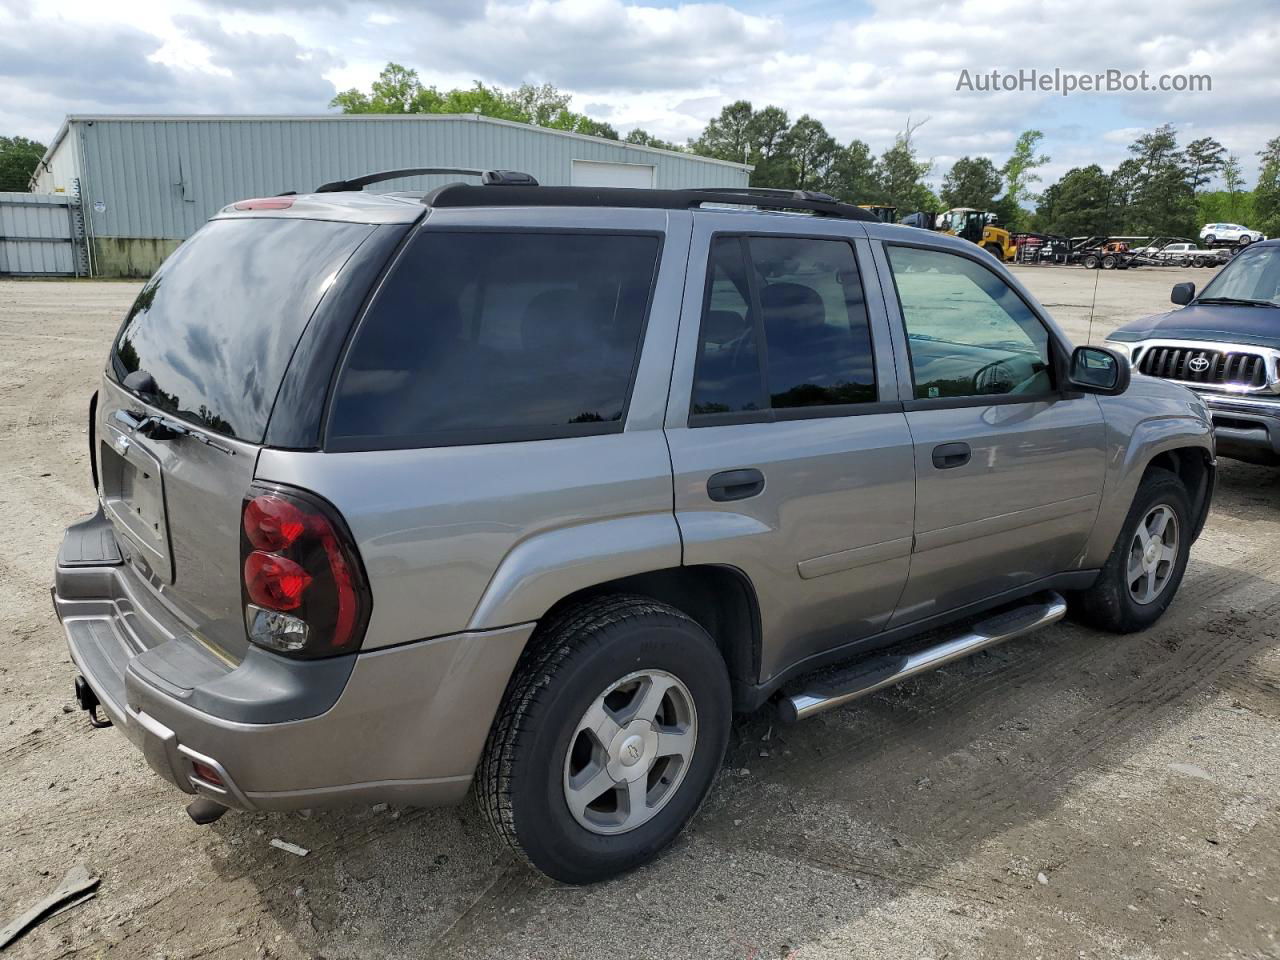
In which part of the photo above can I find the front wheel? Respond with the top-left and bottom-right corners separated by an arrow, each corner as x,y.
1203,234 -> 1216,245
1072,468 -> 1192,633
478,595 -> 731,884
1239,235 -> 1253,246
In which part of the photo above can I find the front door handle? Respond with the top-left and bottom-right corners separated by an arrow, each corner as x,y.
707,468 -> 765,502
932,442 -> 971,470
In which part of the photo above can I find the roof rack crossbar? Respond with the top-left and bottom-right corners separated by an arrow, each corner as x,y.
422,184 -> 877,222
316,167 -> 484,193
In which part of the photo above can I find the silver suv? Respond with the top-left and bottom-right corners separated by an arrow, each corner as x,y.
53,172 -> 1215,883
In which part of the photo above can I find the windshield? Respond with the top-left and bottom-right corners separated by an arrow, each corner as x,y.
109,217 -> 375,441
1198,246 -> 1280,306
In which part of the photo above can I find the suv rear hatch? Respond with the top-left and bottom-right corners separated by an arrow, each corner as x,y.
95,215 -> 380,663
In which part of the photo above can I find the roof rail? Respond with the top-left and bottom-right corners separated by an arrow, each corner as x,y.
423,183 -> 878,222
316,167 -> 540,193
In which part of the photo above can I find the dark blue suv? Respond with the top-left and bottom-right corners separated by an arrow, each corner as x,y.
1106,239 -> 1280,464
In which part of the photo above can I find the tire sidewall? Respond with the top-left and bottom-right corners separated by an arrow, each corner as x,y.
509,615 -> 730,883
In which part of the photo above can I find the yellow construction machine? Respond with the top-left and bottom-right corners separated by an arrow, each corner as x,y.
937,208 -> 1016,261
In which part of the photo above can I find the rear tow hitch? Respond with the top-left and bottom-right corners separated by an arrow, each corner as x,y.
73,676 -> 112,728
186,797 -> 228,825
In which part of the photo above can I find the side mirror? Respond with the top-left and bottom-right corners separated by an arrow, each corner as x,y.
122,369 -> 157,396
1067,345 -> 1130,396
1171,282 -> 1195,305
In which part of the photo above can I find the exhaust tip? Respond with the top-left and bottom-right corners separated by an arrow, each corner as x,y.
186,797 -> 229,825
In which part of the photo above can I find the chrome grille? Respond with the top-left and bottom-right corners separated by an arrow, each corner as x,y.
1137,346 -> 1267,387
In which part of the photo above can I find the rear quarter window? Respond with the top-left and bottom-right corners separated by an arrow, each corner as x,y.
110,217 -> 375,442
327,230 -> 661,450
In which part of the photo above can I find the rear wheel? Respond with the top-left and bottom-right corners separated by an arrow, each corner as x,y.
478,595 -> 731,884
1193,256 -> 1206,268
1072,468 -> 1192,633
1102,254 -> 1118,269
1083,254 -> 1100,269
1204,234 -> 1216,245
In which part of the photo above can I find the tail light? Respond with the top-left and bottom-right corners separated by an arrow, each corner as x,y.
240,485 -> 370,658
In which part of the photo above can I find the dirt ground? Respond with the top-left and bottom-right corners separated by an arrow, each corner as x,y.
2,264 -> 1277,960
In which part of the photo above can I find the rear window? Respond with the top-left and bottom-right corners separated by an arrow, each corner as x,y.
110,218 -> 375,442
327,230 -> 661,449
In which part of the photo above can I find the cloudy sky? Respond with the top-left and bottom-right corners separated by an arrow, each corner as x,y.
2,0 -> 1277,189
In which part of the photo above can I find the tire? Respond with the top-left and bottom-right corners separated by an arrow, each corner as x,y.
477,595 -> 731,884
1193,256 -> 1206,268
984,243 -> 1003,260
1071,468 -> 1192,634
1178,255 -> 1191,267
1239,235 -> 1252,246
1083,254 -> 1100,269
1102,255 -> 1117,269
1204,234 -> 1216,245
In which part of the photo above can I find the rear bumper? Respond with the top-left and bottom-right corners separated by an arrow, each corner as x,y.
1201,393 -> 1280,465
53,510 -> 532,811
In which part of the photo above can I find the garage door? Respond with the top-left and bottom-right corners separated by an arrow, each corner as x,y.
570,160 -> 656,189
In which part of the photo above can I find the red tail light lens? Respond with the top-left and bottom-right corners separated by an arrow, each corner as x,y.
243,495 -> 309,552
240,486 -> 370,658
244,552 -> 312,610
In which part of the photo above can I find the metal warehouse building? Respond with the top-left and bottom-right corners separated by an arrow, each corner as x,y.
23,114 -> 751,278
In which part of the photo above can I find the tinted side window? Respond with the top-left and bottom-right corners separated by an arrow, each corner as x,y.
887,246 -> 1053,400
690,235 -> 877,419
329,231 -> 660,448
690,238 -> 764,415
752,236 -> 876,408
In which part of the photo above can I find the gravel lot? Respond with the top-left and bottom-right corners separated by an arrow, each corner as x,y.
2,264 -> 1278,960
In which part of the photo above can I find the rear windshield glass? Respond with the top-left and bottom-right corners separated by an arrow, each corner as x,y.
109,217 -> 374,442
328,230 -> 661,449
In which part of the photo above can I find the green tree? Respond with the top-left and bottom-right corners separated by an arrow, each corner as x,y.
1123,124 -> 1196,235
329,63 -> 617,139
745,106 -> 792,187
1184,136 -> 1226,192
0,135 -> 47,191
1222,154 -> 1245,217
782,115 -> 838,191
823,139 -> 881,203
624,129 -> 681,152
1255,136 -> 1280,237
1036,165 -> 1115,236
875,119 -> 932,211
999,130 -> 1050,230
940,156 -> 1003,210
689,100 -> 755,163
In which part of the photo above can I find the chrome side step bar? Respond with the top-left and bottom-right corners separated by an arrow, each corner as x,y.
779,591 -> 1068,723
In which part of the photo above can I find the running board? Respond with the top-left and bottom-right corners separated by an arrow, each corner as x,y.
778,591 -> 1068,723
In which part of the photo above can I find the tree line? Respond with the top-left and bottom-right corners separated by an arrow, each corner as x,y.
1033,126 -> 1280,239
5,61 -> 1278,241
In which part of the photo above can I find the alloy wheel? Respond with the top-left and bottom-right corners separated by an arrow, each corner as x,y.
1127,504 -> 1180,605
562,670 -> 698,835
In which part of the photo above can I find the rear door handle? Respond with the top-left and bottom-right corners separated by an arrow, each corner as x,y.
931,442 -> 971,470
707,468 -> 765,502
